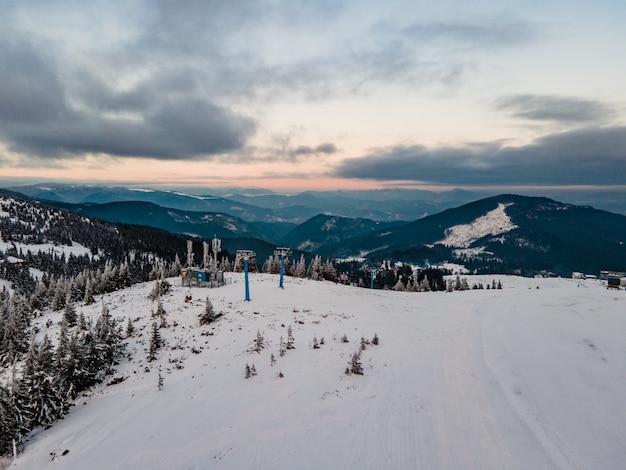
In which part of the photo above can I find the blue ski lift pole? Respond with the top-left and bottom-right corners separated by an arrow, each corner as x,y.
237,249 -> 256,302
274,247 -> 292,289
279,256 -> 285,289
244,258 -> 250,301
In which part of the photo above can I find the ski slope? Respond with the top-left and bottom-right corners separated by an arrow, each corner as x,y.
10,274 -> 626,469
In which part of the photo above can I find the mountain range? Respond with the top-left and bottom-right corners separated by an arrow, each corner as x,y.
3,185 -> 626,276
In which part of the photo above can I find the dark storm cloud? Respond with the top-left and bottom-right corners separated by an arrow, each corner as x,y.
0,35 -> 67,124
334,127 -> 626,186
0,31 -> 255,160
0,1 -> 545,163
495,94 -> 616,123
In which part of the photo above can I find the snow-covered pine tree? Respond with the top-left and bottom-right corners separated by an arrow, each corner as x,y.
245,363 -> 257,379
83,278 -> 95,305
0,384 -> 21,456
125,317 -> 135,337
286,325 -> 295,350
50,278 -> 66,311
0,295 -> 30,366
57,333 -> 91,399
19,338 -> 66,430
293,254 -> 307,278
253,330 -> 265,353
55,320 -> 69,369
62,298 -> 77,327
307,255 -> 323,281
199,297 -> 217,325
147,322 -> 161,362
78,312 -> 88,331
90,303 -> 123,375
321,259 -> 338,282
347,350 -> 363,375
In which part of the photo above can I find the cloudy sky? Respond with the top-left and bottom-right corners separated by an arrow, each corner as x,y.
1,0 -> 625,192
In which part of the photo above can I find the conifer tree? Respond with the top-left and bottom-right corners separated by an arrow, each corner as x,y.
57,333 -> 91,399
83,278 -> 95,305
253,330 -> 265,353
199,297 -> 217,325
147,322 -> 161,362
78,312 -> 88,331
307,255 -> 323,281
0,296 -> 30,365
347,350 -> 363,375
126,317 -> 135,337
62,299 -> 77,327
19,338 -> 66,430
293,254 -> 307,278
321,259 -> 338,282
55,320 -> 69,369
286,325 -> 295,350
0,384 -> 21,456
51,278 -> 66,311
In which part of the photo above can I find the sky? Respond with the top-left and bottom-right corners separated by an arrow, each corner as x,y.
1,0 -> 625,193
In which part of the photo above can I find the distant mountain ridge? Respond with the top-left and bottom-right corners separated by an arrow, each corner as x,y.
8,183 -> 482,222
3,186 -> 626,276
45,200 -> 295,242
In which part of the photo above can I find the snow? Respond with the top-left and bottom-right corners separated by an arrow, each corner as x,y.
10,274 -> 626,469
128,188 -> 156,193
322,217 -> 337,230
0,240 -> 93,259
437,203 -> 518,248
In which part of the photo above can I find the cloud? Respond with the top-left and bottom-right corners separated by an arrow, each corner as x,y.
289,143 -> 338,159
495,94 -> 617,124
402,21 -> 537,48
0,30 -> 255,161
0,1 -> 547,166
334,127 -> 626,186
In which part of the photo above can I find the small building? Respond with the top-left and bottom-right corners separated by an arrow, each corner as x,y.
607,277 -> 626,290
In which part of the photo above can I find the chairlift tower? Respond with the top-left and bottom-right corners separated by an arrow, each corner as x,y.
237,249 -> 256,301
212,235 -> 222,271
274,247 -> 292,289
186,240 -> 194,268
202,241 -> 210,270
212,235 -> 222,257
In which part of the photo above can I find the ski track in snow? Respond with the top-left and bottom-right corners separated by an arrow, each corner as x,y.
8,274 -> 626,470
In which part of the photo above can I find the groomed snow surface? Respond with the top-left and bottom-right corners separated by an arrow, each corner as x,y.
10,274 -> 626,470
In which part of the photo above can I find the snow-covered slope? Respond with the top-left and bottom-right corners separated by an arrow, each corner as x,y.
436,202 -> 518,248
10,274 -> 626,469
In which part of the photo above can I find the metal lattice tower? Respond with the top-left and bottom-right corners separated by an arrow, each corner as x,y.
202,241 -> 210,270
186,240 -> 194,268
